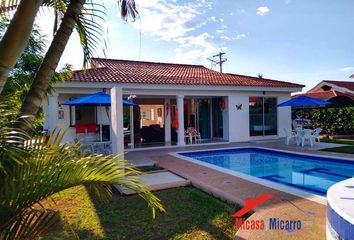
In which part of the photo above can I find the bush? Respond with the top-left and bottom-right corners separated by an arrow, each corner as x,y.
293,107 -> 354,135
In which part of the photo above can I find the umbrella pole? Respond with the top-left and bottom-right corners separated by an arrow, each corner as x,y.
100,105 -> 103,142
130,105 -> 134,148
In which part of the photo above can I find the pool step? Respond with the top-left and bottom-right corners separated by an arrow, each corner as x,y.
115,170 -> 191,195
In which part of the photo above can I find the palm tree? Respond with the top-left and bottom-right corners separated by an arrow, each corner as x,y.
0,102 -> 164,239
2,0 -> 138,130
0,0 -> 43,84
0,0 -> 137,94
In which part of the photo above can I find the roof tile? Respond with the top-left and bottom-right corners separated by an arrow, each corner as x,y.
69,58 -> 304,88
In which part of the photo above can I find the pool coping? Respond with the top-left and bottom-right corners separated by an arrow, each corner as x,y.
169,146 -> 354,205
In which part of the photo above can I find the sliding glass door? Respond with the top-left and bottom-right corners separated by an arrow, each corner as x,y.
196,99 -> 211,139
249,97 -> 277,136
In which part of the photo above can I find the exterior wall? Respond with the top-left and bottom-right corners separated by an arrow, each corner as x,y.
228,92 -> 250,142
227,91 -> 291,142
44,83 -> 296,144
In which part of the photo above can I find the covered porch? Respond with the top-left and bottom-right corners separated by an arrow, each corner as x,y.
46,86 -> 230,154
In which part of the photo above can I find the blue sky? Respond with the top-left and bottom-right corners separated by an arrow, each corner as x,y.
37,0 -> 354,92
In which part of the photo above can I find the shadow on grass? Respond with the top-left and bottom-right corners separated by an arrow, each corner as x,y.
83,186 -> 240,240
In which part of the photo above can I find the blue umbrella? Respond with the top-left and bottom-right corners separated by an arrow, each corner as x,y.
277,95 -> 331,107
62,92 -> 138,142
62,92 -> 138,106
277,96 -> 332,129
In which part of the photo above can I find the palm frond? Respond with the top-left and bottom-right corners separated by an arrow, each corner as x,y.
75,1 -> 107,68
1,209 -> 61,240
0,120 -> 165,239
0,0 -> 19,15
118,0 -> 139,21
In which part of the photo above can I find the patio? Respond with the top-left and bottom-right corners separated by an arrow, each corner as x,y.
125,139 -> 349,166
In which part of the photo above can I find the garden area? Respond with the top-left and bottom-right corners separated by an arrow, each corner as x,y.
42,186 -> 239,240
293,107 -> 354,154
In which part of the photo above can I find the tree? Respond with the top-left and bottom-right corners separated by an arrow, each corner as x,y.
0,103 -> 164,239
0,18 -> 72,134
0,0 -> 43,84
0,0 -> 138,130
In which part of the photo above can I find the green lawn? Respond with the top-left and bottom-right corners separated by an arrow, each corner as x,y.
321,138 -> 354,154
321,138 -> 354,145
42,186 -> 239,240
321,146 -> 354,154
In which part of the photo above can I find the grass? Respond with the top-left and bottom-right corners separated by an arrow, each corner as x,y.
320,138 -> 354,154
320,138 -> 354,145
42,186 -> 239,240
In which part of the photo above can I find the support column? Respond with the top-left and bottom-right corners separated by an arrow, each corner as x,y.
164,98 -> 171,143
110,86 -> 124,156
177,95 -> 185,146
44,93 -> 59,133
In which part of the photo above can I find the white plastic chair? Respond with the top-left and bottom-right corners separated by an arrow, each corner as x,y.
294,127 -> 304,146
311,128 -> 322,144
283,128 -> 296,145
301,129 -> 314,147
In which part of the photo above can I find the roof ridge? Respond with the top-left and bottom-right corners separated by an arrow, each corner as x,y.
227,73 -> 305,87
90,57 -> 205,68
323,80 -> 354,83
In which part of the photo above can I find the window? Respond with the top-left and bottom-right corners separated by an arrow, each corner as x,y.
75,106 -> 96,124
249,97 -> 277,136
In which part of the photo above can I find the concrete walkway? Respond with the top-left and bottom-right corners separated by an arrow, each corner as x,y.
116,170 -> 190,195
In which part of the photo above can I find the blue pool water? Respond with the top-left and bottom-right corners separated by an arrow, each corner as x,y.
180,148 -> 354,196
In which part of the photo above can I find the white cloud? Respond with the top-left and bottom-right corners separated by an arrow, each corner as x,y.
208,16 -> 217,22
256,6 -> 270,16
338,67 -> 354,72
235,33 -> 246,39
129,0 -> 232,64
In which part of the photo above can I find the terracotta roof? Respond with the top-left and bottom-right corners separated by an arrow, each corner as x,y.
293,90 -> 354,100
322,80 -> 354,91
69,58 -> 304,88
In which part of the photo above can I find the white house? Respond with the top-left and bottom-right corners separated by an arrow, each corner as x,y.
43,58 -> 304,153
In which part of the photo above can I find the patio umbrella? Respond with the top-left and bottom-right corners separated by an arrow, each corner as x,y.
277,95 -> 332,107
62,92 -> 138,107
62,92 -> 138,142
277,95 -> 332,127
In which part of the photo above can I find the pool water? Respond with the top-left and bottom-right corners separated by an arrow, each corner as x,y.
180,148 -> 354,196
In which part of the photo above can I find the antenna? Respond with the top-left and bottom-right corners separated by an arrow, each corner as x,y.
207,52 -> 227,72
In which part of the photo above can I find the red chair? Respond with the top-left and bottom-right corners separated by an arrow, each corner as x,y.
75,124 -> 97,134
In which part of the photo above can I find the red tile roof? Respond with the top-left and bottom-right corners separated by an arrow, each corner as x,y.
322,80 -> 354,91
69,58 -> 304,88
293,90 -> 354,100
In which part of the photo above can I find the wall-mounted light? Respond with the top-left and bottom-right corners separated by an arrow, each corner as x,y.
128,94 -> 137,100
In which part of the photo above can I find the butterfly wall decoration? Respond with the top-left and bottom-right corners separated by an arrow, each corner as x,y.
236,104 -> 242,110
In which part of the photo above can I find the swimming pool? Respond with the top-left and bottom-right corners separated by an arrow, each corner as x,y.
178,147 -> 354,197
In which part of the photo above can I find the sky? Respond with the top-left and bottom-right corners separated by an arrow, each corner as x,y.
36,0 -> 354,92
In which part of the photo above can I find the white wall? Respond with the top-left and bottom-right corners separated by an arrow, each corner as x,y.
227,91 -> 292,142
228,92 -> 250,142
46,87 -> 294,144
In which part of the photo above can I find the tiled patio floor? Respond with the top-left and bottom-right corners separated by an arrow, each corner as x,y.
125,140 -> 353,239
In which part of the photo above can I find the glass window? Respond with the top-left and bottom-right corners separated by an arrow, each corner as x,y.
264,98 -> 277,135
249,97 -> 277,136
249,97 -> 264,136
75,106 -> 96,124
